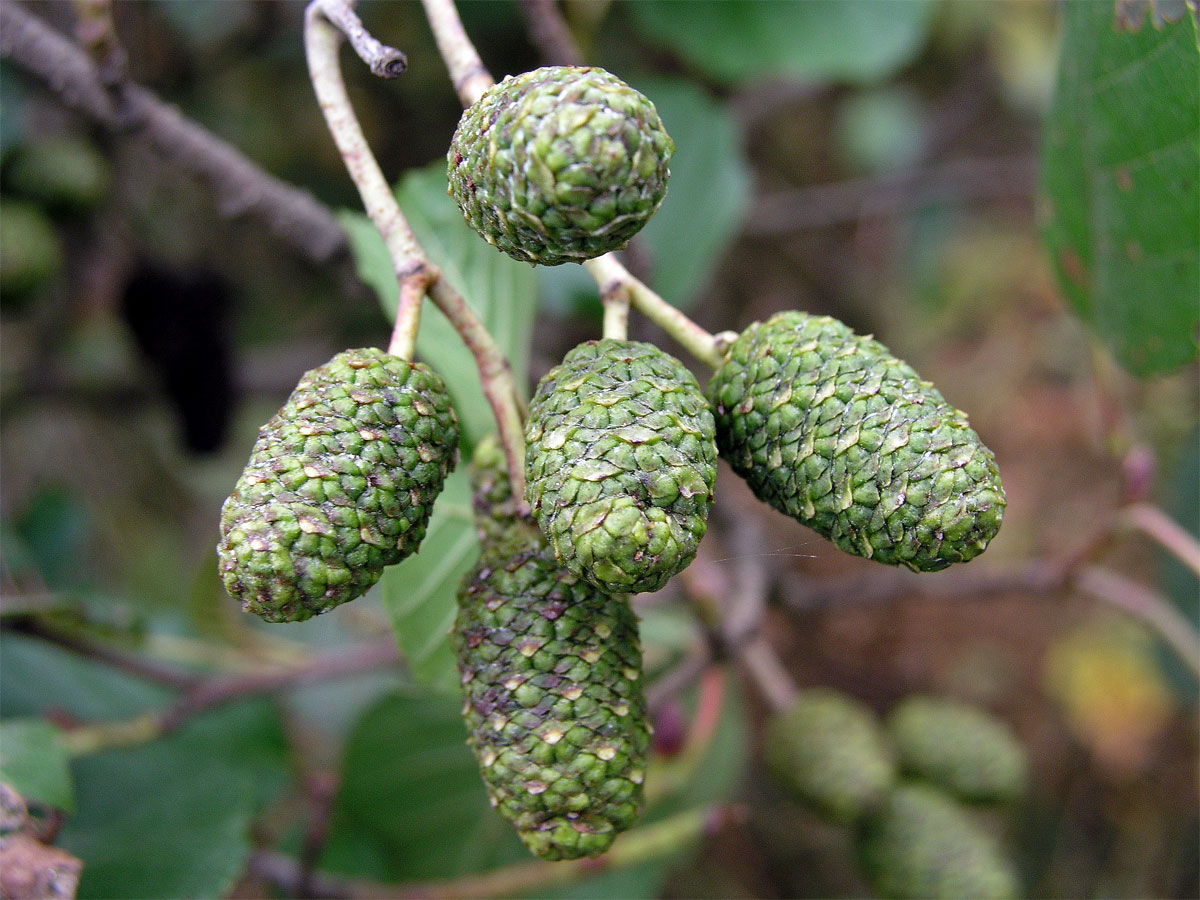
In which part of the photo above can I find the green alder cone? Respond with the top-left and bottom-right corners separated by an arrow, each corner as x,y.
708,311 -> 1005,571
218,348 -> 459,623
447,66 -> 674,265
526,339 -> 717,594
454,443 -> 649,860
764,688 -> 896,825
888,696 -> 1028,804
855,784 -> 1020,900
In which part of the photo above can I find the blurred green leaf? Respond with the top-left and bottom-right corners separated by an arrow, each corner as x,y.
0,718 -> 74,812
319,691 -> 528,881
634,77 -> 751,308
380,468 -> 477,693
338,161 -> 538,444
0,636 -> 288,899
60,699 -> 289,900
835,86 -> 928,174
629,0 -> 934,86
0,634 -> 164,722
1040,4 -> 1199,375
14,484 -> 91,590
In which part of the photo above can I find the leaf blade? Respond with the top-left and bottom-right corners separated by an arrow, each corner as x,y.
0,718 -> 74,812
630,0 -> 935,86
1040,4 -> 1200,374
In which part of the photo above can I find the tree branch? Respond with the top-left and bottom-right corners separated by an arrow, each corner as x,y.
248,804 -> 738,899
4,619 -> 202,692
516,0 -> 584,67
316,0 -> 407,77
781,555 -> 1199,680
745,154 -> 1037,234
419,0 -> 493,107
157,637 -> 400,733
1074,565 -> 1200,679
43,637 -> 401,756
0,0 -> 347,263
1122,502 -> 1200,578
584,254 -> 728,369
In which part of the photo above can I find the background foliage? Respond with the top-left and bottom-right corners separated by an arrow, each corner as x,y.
1,1 -> 1197,898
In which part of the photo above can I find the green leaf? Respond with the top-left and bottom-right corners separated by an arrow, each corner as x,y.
380,468 -> 477,692
0,718 -> 74,812
0,634 -> 165,722
629,0 -> 935,86
338,161 -> 539,444
60,699 -> 289,900
319,691 -> 528,881
634,77 -> 751,308
0,636 -> 289,899
1040,4 -> 1200,375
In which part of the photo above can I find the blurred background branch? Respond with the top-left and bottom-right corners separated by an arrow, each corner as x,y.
0,0 -> 347,261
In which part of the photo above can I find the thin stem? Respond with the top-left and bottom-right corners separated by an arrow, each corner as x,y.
516,0 -> 584,66
305,3 -> 425,269
158,637 -> 400,733
316,0 -> 408,77
1122,503 -> 1200,579
1075,565 -> 1200,679
388,270 -> 431,360
601,282 -> 630,341
646,665 -> 726,803
739,635 -> 798,712
56,639 -> 401,757
584,254 -> 725,369
419,0 -> 494,107
427,279 -> 531,513
5,620 -> 201,691
305,0 -> 527,496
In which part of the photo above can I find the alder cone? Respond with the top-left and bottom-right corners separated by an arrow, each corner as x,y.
448,66 -> 673,265
764,689 -> 896,825
525,339 -> 717,594
856,784 -> 1020,900
708,311 -> 1005,571
887,696 -> 1028,804
218,348 -> 458,623
454,443 -> 648,860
